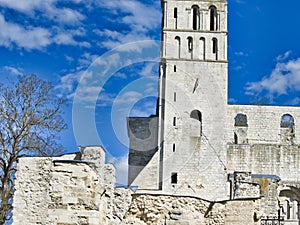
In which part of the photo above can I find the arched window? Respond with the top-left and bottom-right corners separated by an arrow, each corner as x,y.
234,113 -> 248,144
212,38 -> 218,60
281,114 -> 294,129
200,37 -> 205,60
192,5 -> 200,30
190,110 -> 202,136
209,6 -> 217,31
235,114 -> 248,127
190,110 -> 202,122
279,189 -> 300,221
280,114 -> 295,144
175,36 -> 181,58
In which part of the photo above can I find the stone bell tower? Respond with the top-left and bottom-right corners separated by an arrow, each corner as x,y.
127,0 -> 228,201
157,0 -> 228,200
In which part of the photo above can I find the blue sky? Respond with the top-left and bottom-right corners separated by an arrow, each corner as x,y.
1,0 -> 300,184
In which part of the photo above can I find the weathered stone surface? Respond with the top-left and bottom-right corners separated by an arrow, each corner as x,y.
12,147 -> 132,225
122,194 -> 225,225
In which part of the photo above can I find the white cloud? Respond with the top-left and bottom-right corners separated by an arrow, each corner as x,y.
120,1 -> 161,31
55,70 -> 82,94
78,53 -> 99,68
53,32 -> 78,46
94,0 -> 161,49
48,7 -> 85,25
276,51 -> 292,62
2,66 -> 23,76
114,91 -> 143,105
0,14 -> 51,50
0,0 -> 48,14
130,99 -> 157,117
0,0 -> 85,25
96,29 -> 150,49
0,13 -> 90,50
246,56 -> 300,98
140,63 -> 158,77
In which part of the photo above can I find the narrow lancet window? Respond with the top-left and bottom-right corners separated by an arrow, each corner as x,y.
175,36 -> 181,58
174,8 -> 178,29
200,37 -> 205,60
192,5 -> 200,30
212,38 -> 218,60
210,6 -> 217,31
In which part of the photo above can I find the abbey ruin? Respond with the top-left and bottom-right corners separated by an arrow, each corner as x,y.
12,0 -> 300,224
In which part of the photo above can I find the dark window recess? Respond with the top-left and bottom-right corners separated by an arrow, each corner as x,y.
193,7 -> 198,30
171,173 -> 178,184
234,133 -> 238,144
174,8 -> 177,18
190,110 -> 202,122
173,143 -> 176,152
281,114 -> 294,128
210,6 -> 217,31
174,65 -> 177,72
174,92 -> 176,102
212,38 -> 217,53
234,113 -> 248,127
173,117 -> 176,126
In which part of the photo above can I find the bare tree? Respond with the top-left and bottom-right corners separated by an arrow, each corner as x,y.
0,75 -> 67,224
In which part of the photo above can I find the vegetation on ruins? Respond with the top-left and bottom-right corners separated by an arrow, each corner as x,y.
0,75 -> 67,224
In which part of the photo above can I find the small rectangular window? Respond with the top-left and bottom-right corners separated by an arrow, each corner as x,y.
174,65 -> 176,72
173,143 -> 176,152
174,92 -> 176,102
171,173 -> 178,184
174,8 -> 177,18
173,117 -> 176,126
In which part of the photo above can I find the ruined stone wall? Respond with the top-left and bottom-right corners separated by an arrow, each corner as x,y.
227,105 -> 300,145
123,194 -> 226,225
13,157 -> 53,224
12,146 -> 132,225
122,194 -> 262,225
12,149 -> 292,225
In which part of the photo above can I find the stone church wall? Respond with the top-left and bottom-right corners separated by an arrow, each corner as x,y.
227,144 -> 300,182
227,105 -> 300,145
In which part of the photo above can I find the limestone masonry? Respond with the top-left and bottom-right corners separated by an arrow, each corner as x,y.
12,0 -> 300,224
